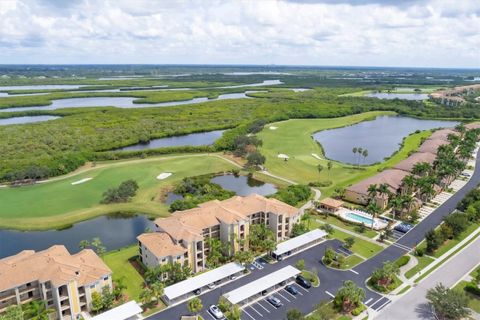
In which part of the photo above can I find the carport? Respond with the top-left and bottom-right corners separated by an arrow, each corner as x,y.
163,262 -> 245,305
223,265 -> 301,306
271,229 -> 327,260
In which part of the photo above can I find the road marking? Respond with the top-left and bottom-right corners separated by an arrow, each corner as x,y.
249,305 -> 263,317
205,311 -> 218,320
349,269 -> 359,275
364,298 -> 373,305
257,301 -> 271,313
325,290 -> 335,298
376,299 -> 392,311
369,297 -> 386,309
242,308 -> 256,320
277,292 -> 291,302
284,290 -> 298,299
391,242 -> 411,252
298,286 -> 310,293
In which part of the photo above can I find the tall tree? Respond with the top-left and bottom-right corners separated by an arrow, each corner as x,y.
334,280 -> 365,313
187,297 -> 203,315
151,282 -> 165,304
22,301 -> 54,320
427,283 -> 470,320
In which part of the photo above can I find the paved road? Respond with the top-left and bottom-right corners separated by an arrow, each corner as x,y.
149,149 -> 480,320
378,234 -> 480,319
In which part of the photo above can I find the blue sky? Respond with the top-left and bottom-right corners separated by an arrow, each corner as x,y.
0,0 -> 479,68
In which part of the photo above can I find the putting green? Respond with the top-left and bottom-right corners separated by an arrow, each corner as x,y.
0,154 -> 237,230
257,111 -> 432,197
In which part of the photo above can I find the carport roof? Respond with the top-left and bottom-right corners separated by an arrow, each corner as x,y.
91,301 -> 142,320
273,229 -> 327,257
164,262 -> 245,301
223,265 -> 301,305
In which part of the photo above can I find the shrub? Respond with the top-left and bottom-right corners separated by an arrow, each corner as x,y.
273,184 -> 312,206
308,180 -> 333,188
101,180 -> 139,204
415,248 -> 425,257
395,255 -> 411,268
351,304 -> 366,316
465,282 -> 480,296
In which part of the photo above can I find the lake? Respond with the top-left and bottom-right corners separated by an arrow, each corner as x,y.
0,115 -> 60,125
117,130 -> 225,151
367,92 -> 429,100
0,84 -> 88,91
165,174 -> 278,205
313,116 -> 458,165
0,91 -> 257,112
210,174 -> 278,196
0,214 -> 154,259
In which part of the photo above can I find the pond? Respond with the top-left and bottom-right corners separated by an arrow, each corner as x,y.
210,174 -> 278,196
117,129 -> 225,151
164,174 -> 278,205
366,92 -> 429,100
0,115 -> 60,125
313,116 -> 458,165
0,91 -> 257,112
0,214 -> 154,259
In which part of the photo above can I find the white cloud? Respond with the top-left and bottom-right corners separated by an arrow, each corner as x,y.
0,0 -> 478,67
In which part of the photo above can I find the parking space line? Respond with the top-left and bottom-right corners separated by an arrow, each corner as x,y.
325,290 -> 335,298
284,290 -> 297,299
249,305 -> 264,317
257,301 -> 271,313
205,310 -> 217,320
242,308 -> 256,320
364,298 -> 373,305
369,297 -> 386,309
349,269 -> 359,275
298,286 -> 309,293
277,292 -> 291,302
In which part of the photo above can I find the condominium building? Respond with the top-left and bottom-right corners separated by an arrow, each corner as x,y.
0,245 -> 112,320
137,194 -> 301,273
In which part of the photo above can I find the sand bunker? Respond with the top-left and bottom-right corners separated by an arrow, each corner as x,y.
71,178 -> 92,185
156,172 -> 172,180
277,154 -> 289,159
311,153 -> 322,160
269,126 -> 278,130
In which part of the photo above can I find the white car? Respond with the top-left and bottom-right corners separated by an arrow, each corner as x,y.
207,283 -> 216,289
209,305 -> 225,319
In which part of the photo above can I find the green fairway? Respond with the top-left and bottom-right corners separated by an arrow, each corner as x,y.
257,111 -> 433,197
103,245 -> 144,301
0,154 -> 237,230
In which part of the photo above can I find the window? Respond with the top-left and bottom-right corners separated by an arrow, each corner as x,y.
28,292 -> 33,298
103,276 -> 109,281
90,284 -> 95,289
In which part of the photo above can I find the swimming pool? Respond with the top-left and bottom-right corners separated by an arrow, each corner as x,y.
346,212 -> 373,225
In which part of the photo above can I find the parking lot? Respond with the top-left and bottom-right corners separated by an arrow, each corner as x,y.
239,282 -> 310,320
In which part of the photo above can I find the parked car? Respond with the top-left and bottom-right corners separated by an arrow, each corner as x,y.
266,295 -> 283,308
285,284 -> 299,295
207,283 -> 216,289
209,305 -> 225,319
296,275 -> 312,289
394,222 -> 413,233
193,288 -> 201,295
230,275 -> 238,280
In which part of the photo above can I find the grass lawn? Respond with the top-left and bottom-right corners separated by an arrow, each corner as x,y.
301,270 -> 320,287
257,111 -> 433,197
397,285 -> 412,295
340,255 -> 364,270
453,280 -> 480,313
310,219 -> 383,258
404,255 -> 435,279
417,223 -> 480,258
0,154 -> 237,230
367,275 -> 403,294
103,245 -> 144,301
314,214 -> 378,238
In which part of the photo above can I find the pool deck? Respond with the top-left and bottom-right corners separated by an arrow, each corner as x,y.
335,207 -> 388,230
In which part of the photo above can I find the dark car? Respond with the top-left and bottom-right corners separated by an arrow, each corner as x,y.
285,284 -> 299,295
193,288 -> 201,295
266,295 -> 283,308
394,222 -> 413,233
296,275 -> 312,289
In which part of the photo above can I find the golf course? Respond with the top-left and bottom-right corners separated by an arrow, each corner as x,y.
257,111 -> 434,197
0,154 -> 239,230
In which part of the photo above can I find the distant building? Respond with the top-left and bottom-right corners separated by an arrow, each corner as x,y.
0,245 -> 112,320
137,194 -> 301,273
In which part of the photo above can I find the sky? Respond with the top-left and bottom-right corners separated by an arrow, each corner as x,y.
0,0 -> 479,68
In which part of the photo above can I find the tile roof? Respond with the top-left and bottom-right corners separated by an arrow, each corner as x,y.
394,152 -> 437,173
346,169 -> 409,196
0,245 -> 111,292
137,233 -> 187,258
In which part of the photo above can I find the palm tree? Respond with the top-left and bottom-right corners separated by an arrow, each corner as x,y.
412,162 -> 432,177
377,183 -> 391,199
327,161 -> 333,178
151,282 -> 165,305
362,149 -> 368,165
78,240 -> 90,250
188,297 -> 203,316
401,195 -> 415,217
23,301 -> 54,320
357,147 -> 363,166
401,175 -> 417,195
140,287 -> 154,307
367,184 -> 378,200
389,196 -> 403,220
366,202 -> 380,229
335,280 -> 366,313
352,147 -> 358,164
